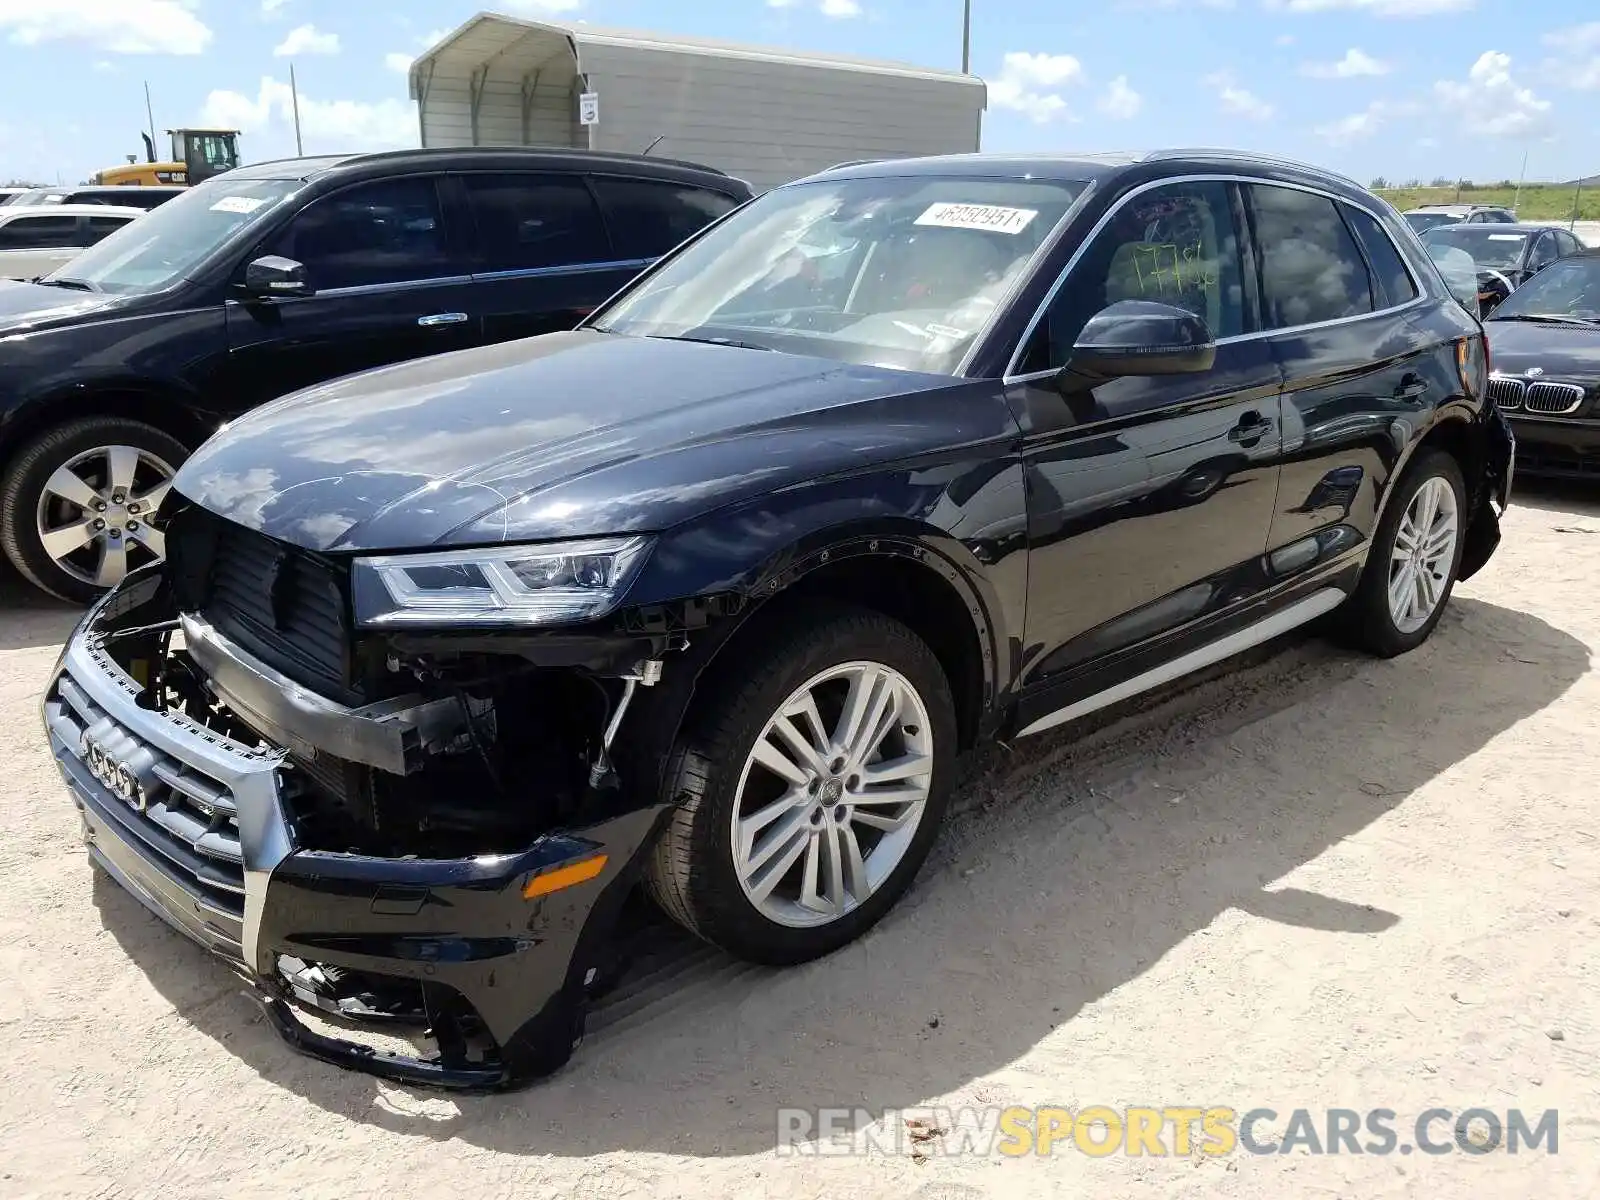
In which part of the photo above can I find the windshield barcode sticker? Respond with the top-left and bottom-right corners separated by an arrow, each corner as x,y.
211,196 -> 266,214
915,203 -> 1038,235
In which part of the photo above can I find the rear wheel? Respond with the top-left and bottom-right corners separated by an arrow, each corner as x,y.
0,417 -> 186,604
645,606 -> 956,965
1339,449 -> 1466,657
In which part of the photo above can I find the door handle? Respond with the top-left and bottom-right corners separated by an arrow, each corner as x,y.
417,312 -> 469,327
1395,376 -> 1430,401
1228,412 -> 1276,444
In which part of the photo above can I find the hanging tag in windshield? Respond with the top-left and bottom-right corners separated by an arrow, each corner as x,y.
915,203 -> 1038,235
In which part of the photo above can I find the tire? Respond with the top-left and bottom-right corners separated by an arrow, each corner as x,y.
1,416 -> 188,604
1337,448 -> 1467,658
644,605 -> 957,965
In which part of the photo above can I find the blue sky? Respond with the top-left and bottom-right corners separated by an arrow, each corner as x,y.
1,0 -> 1596,187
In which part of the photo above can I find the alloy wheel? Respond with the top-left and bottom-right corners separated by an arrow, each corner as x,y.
1387,474 -> 1459,635
731,660 -> 935,928
34,444 -> 174,589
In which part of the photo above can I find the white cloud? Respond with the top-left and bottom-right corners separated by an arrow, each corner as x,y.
1204,70 -> 1274,120
1117,0 -> 1234,8
1315,102 -> 1388,144
989,52 -> 1084,123
1097,76 -> 1143,119
385,29 -> 452,74
1302,48 -> 1390,78
1433,51 -> 1553,137
273,23 -> 339,57
820,0 -> 862,15
384,52 -> 413,73
0,0 -> 211,54
1275,34 -> 1296,45
261,0 -> 288,15
200,77 -> 415,154
1268,0 -> 1473,14
1541,22 -> 1600,90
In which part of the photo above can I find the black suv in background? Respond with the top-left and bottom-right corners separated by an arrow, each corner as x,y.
46,149 -> 1512,1087
0,148 -> 750,601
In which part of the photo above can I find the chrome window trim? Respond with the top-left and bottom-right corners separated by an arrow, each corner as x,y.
262,275 -> 475,300
472,257 -> 655,283
1001,172 -> 1432,383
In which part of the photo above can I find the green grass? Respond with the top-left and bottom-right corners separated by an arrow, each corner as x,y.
1370,184 -> 1600,222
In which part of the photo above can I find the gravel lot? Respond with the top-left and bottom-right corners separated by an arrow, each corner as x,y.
3,482 -> 1597,1199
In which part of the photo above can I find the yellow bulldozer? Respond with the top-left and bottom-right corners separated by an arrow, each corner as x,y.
94,129 -> 242,188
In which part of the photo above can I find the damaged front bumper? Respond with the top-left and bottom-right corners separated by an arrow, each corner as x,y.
42,574 -> 668,1089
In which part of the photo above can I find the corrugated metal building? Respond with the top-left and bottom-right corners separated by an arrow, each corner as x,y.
408,12 -> 987,191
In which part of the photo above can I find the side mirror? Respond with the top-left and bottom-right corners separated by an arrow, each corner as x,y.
1065,300 -> 1216,380
241,255 -> 312,300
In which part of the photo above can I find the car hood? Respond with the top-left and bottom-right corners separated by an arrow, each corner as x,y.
1486,318 -> 1600,384
173,330 -> 972,552
0,279 -> 127,334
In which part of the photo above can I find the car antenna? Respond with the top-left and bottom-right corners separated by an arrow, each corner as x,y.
641,134 -> 666,157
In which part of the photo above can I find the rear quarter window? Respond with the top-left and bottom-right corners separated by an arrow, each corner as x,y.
1343,206 -> 1419,307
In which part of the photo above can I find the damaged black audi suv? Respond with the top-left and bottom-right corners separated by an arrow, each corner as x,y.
43,149 -> 1514,1087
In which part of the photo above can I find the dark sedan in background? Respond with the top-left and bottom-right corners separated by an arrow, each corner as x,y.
1421,222 -> 1586,313
1485,249 -> 1600,477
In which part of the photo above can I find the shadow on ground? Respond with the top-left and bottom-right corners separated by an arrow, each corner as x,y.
0,563 -> 80,653
92,595 -> 1587,1159
1511,475 -> 1600,520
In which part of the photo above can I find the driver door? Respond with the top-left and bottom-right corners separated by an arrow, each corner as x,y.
1005,179 -> 1285,712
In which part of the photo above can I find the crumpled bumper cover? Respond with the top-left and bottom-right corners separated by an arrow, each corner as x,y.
41,577 -> 668,1089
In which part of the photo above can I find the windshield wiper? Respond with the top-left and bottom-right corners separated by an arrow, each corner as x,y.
31,277 -> 96,292
648,333 -> 775,352
1492,312 -> 1599,327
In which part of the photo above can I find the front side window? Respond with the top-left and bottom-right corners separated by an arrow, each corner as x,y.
1527,232 -> 1558,272
461,173 -> 610,271
0,214 -> 78,249
1021,179 -> 1245,372
1343,205 -> 1418,307
592,174 -> 1088,374
590,177 -> 741,261
1249,184 -> 1374,327
265,176 -> 455,291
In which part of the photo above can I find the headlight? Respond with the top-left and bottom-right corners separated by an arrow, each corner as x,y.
351,536 -> 651,628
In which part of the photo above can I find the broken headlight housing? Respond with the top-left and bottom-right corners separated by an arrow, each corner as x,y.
351,536 -> 652,628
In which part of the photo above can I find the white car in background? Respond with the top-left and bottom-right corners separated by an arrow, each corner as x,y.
0,204 -> 144,281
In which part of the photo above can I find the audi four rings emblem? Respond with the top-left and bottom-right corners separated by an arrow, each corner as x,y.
80,729 -> 146,810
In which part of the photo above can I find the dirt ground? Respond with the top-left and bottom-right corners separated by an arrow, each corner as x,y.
2,481 -> 1598,1200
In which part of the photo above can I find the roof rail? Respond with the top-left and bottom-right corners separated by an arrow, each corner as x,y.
823,158 -> 881,171
1146,147 -> 1363,188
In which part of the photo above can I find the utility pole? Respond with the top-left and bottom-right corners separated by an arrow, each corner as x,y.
143,82 -> 157,154
961,0 -> 971,74
1574,175 -> 1585,232
289,62 -> 304,156
1513,148 -> 1528,216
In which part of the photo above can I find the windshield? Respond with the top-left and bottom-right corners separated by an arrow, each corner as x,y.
44,177 -> 299,293
1422,226 -> 1530,270
1405,212 -> 1461,234
591,174 -> 1089,374
1490,256 -> 1600,323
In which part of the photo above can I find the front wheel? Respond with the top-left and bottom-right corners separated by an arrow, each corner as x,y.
1339,448 -> 1467,657
0,417 -> 186,604
645,606 -> 957,965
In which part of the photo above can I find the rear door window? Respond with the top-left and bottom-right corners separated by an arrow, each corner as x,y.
1247,184 -> 1374,327
460,173 -> 611,271
589,177 -> 740,261
1342,205 -> 1418,307
0,214 -> 79,249
263,176 -> 457,291
1528,232 -> 1558,272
